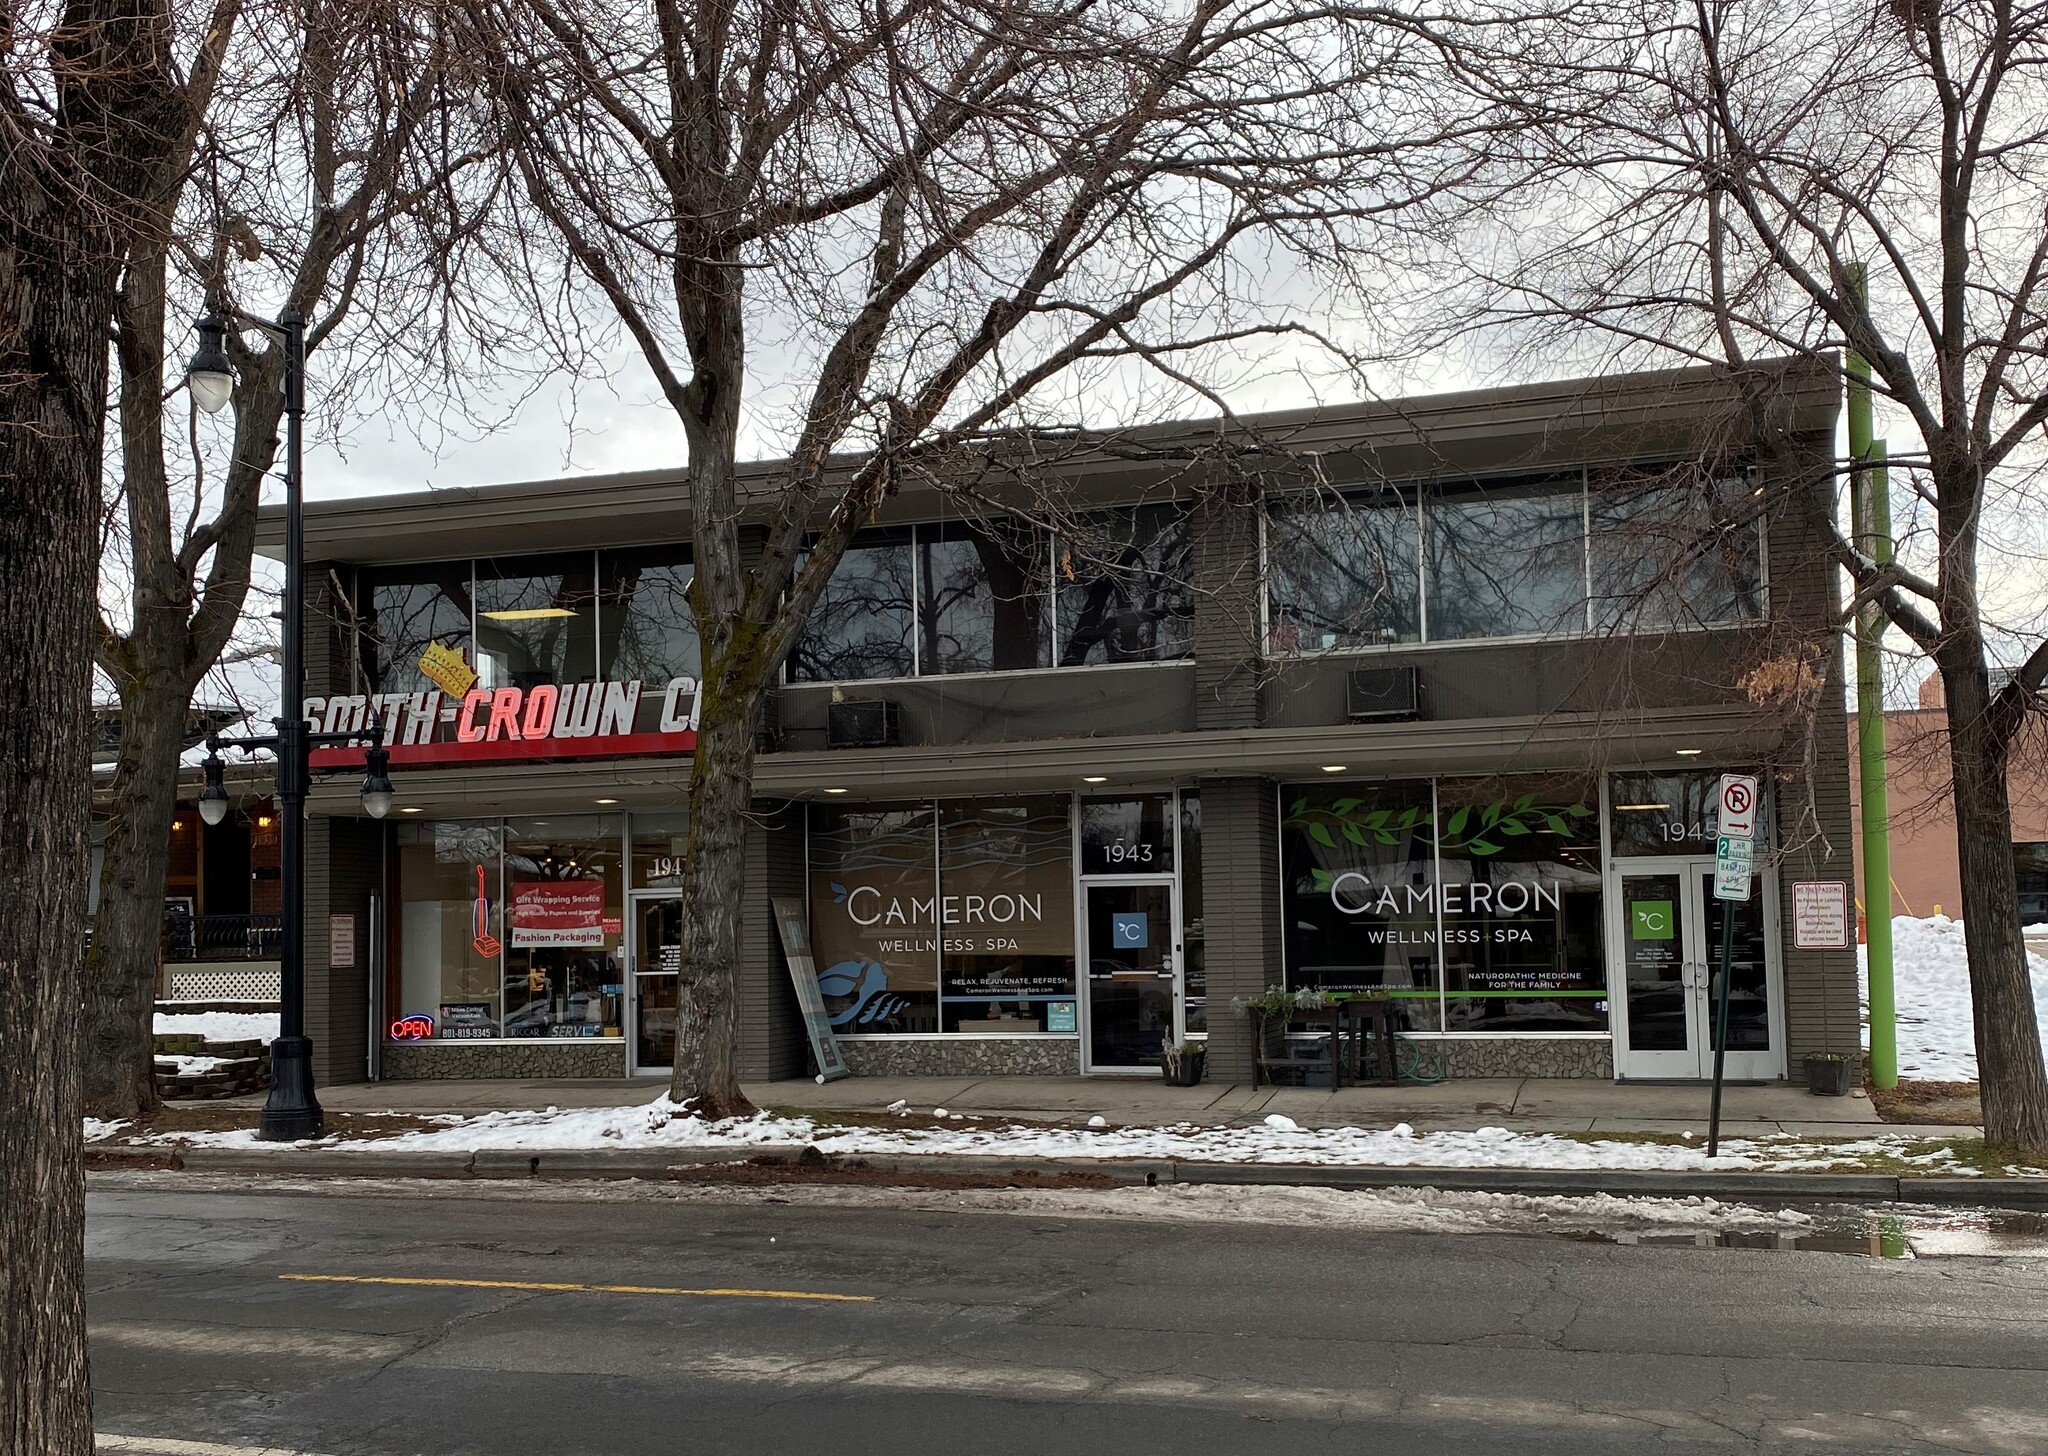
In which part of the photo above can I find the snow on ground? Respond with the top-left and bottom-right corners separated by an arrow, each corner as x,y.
83,1119 -> 130,1143
137,1096 -> 1997,1174
152,1054 -> 234,1075
152,1010 -> 279,1045
87,1168 -> 1819,1237
1861,915 -> 2048,1080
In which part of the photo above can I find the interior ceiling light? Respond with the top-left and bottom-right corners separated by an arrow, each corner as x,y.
1082,775 -> 1108,784
400,806 -> 423,813
595,797 -> 619,805
1321,765 -> 1348,773
823,787 -> 849,795
1614,802 -> 1671,811
481,607 -> 578,621
1675,748 -> 1704,757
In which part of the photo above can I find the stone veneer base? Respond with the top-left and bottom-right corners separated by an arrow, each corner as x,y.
836,1038 -> 1083,1078
1425,1036 -> 1614,1080
379,1041 -> 628,1080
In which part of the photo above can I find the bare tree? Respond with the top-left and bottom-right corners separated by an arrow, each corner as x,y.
1,0 -> 187,1446
1434,0 -> 2048,1148
86,0 -> 547,1122
449,0 -> 1498,1114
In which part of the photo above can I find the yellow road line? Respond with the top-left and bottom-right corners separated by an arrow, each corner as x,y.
279,1273 -> 874,1303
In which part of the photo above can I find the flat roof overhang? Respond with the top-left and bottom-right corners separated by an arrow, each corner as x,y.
308,706 -> 1779,817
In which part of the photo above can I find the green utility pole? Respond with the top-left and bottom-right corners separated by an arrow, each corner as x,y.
1847,266 -> 1898,1089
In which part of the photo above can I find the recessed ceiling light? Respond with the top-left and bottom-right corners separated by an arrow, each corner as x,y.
480,607 -> 578,621
1321,765 -> 1348,773
1675,748 -> 1704,757
400,806 -> 424,813
595,797 -> 619,805
823,787 -> 849,795
1082,775 -> 1108,784
1614,802 -> 1671,811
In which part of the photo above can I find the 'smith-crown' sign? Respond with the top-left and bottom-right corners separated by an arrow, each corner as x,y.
306,676 -> 699,768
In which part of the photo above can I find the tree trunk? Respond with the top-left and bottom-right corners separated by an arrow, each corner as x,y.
668,685 -> 763,1119
82,673 -> 189,1120
0,240 -> 108,1456
1938,644 -> 2048,1152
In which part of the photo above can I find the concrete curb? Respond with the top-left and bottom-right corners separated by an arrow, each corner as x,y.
112,1144 -> 2048,1207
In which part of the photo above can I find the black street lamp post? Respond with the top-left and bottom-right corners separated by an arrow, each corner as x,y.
189,301 -> 395,1142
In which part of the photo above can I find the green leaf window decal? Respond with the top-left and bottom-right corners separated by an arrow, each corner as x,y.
1282,797 -> 1595,857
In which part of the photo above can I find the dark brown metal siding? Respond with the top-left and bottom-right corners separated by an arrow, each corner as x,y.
1197,778 -> 1281,1083
739,800 -> 808,1080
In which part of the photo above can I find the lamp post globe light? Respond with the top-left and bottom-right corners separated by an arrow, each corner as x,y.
186,298 -> 396,1141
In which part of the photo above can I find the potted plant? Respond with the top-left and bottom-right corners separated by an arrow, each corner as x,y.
1160,1037 -> 1206,1086
1803,1051 -> 1854,1096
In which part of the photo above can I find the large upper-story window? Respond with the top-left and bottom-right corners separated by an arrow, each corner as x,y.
475,554 -> 599,689
362,564 -> 474,695
598,545 -> 700,682
792,505 -> 1192,683
358,549 -> 697,695
1267,465 -> 1763,653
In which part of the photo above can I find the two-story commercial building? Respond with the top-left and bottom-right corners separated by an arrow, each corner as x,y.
254,359 -> 1862,1090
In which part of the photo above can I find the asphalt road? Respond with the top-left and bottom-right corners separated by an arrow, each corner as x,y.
86,1177 -> 2048,1456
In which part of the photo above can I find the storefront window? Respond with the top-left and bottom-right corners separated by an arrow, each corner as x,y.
1267,486 -> 1422,652
808,801 -> 940,1032
500,814 -> 624,1039
475,554 -> 599,690
1280,776 -> 1608,1034
394,820 -> 503,1039
1056,503 -> 1192,665
599,546 -> 700,683
1433,777 -> 1606,1032
1589,468 -> 1764,630
919,519 -> 1051,674
788,528 -> 916,682
1609,770 -> 1770,855
1279,781 -> 1441,1030
361,565 -> 473,695
937,797 -> 1075,1031
1425,477 -> 1588,642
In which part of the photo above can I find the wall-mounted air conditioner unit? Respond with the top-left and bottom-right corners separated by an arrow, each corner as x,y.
826,699 -> 902,749
1346,666 -> 1421,721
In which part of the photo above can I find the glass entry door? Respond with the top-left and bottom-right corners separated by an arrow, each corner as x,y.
1083,880 -> 1178,1070
1611,860 -> 1781,1080
629,892 -> 683,1074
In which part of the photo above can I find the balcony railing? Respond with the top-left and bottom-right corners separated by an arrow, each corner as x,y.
164,913 -> 283,963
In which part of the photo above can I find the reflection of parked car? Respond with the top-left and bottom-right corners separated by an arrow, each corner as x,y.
503,989 -> 601,1035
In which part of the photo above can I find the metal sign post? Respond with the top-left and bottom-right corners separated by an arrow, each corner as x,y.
1707,775 -> 1758,1157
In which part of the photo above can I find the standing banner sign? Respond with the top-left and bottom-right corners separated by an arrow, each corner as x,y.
1709,773 -> 1758,1154
771,895 -> 849,1083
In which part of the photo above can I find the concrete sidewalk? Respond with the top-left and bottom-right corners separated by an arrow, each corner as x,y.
300,1075 -> 1974,1140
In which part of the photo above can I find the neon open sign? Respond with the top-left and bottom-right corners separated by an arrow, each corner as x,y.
389,1014 -> 436,1041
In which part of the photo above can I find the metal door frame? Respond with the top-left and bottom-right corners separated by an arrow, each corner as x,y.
1608,855 -> 1786,1081
1077,873 -> 1182,1075
625,887 -> 684,1076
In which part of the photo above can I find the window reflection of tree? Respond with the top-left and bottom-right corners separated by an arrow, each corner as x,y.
364,567 -> 474,694
1425,480 -> 1587,642
598,549 -> 701,682
1267,489 -> 1419,652
1589,468 -> 1763,630
789,534 -> 915,682
475,556 -> 597,688
919,522 -> 1048,673
1057,505 -> 1191,665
